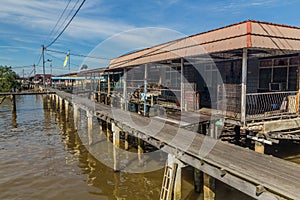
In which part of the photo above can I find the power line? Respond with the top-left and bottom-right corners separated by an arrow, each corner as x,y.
50,0 -> 80,43
46,48 -> 111,60
46,0 -> 86,48
45,52 -> 80,67
46,0 -> 72,42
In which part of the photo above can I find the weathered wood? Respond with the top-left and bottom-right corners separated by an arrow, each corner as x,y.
204,173 -> 216,200
254,141 -> 265,154
48,88 -> 300,200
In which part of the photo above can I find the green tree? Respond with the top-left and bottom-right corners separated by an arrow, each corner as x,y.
0,65 -> 20,92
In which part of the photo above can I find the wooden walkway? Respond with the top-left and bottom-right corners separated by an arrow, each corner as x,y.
50,88 -> 300,200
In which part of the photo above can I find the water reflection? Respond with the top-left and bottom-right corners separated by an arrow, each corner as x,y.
0,95 -> 298,200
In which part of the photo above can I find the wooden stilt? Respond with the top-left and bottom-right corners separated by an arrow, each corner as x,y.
194,168 -> 203,194
204,173 -> 216,200
138,136 -> 144,164
10,94 -> 16,113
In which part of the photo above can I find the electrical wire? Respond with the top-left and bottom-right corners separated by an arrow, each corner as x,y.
50,0 -> 80,43
46,0 -> 86,48
46,0 -> 72,42
46,48 -> 111,60
45,52 -> 80,67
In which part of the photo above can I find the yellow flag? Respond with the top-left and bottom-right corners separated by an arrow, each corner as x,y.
63,54 -> 69,67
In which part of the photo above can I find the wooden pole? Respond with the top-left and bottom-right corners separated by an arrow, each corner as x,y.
123,68 -> 127,111
181,58 -> 184,111
144,64 -> 148,116
10,94 -> 16,113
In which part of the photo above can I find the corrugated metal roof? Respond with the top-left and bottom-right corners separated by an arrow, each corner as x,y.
108,20 -> 300,70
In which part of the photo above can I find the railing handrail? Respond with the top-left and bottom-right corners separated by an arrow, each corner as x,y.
246,91 -> 298,96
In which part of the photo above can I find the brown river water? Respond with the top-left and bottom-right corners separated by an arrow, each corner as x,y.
0,95 -> 299,200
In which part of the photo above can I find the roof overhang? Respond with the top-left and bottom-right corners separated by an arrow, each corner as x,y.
108,20 -> 300,69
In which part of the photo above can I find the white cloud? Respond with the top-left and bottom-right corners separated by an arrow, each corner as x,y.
0,0 -> 135,41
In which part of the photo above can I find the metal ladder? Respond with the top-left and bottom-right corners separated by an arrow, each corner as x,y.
159,162 -> 178,200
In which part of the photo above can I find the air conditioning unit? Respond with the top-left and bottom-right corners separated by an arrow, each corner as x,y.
269,83 -> 282,91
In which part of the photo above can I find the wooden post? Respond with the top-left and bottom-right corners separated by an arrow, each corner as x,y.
194,168 -> 203,194
204,173 -> 216,200
138,136 -> 144,165
87,112 -> 93,145
10,94 -> 16,113
241,48 -> 248,126
143,64 -> 148,117
181,58 -> 184,111
123,68 -> 127,111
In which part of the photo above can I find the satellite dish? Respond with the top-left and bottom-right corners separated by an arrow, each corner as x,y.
80,64 -> 88,70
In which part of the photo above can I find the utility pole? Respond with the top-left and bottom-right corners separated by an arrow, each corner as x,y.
50,63 -> 52,76
33,64 -> 36,76
42,45 -> 45,86
68,50 -> 71,73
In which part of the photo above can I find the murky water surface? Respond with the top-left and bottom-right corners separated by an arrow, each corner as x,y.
0,95 -> 298,200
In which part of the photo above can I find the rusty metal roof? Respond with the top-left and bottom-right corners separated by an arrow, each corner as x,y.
108,20 -> 300,69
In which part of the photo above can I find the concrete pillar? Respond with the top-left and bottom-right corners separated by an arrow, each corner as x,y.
112,123 -> 120,147
99,119 -> 103,136
73,103 -> 79,129
65,100 -> 69,119
55,95 -> 59,109
112,123 -> 120,172
59,97 -> 63,112
204,173 -> 216,200
87,112 -> 93,145
124,132 -> 129,150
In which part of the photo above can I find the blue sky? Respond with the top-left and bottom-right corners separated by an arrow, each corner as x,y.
0,0 -> 299,76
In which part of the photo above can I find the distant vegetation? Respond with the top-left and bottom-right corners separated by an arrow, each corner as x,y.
0,65 -> 21,92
